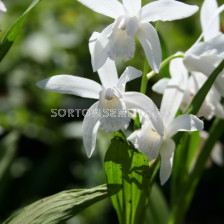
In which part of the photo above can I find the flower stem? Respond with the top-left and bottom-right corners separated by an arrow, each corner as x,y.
140,58 -> 150,94
147,53 -> 184,80
155,21 -> 161,31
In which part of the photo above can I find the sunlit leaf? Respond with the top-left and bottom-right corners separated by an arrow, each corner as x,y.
104,133 -> 159,224
0,0 -> 42,62
3,184 -> 121,224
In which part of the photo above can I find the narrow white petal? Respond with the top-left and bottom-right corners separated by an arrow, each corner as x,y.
211,142 -> 224,166
201,0 -> 220,41
0,1 -> 6,13
122,0 -> 141,16
89,31 -> 118,87
117,66 -> 142,92
214,75 -> 224,97
77,0 -> 123,19
36,75 -> 102,99
128,119 -> 163,161
161,69 -> 188,127
169,58 -> 188,79
90,24 -> 113,72
136,23 -> 161,73
141,0 -> 198,22
82,102 -> 100,157
152,78 -> 170,94
214,102 -> 224,119
97,60 -> 119,89
167,114 -> 204,137
124,92 -> 164,135
159,138 -> 175,185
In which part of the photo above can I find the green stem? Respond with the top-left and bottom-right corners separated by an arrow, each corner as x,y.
155,21 -> 161,31
147,54 -> 184,80
140,58 -> 150,94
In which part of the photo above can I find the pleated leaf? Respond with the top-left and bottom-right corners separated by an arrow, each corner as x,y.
104,133 -> 159,224
3,184 -> 121,224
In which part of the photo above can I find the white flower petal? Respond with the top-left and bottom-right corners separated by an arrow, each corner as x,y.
214,102 -> 224,119
122,0 -> 141,16
0,1 -> 6,13
124,92 -> 164,135
98,89 -> 130,133
186,35 -> 224,56
159,138 -> 175,185
152,78 -> 170,94
126,16 -> 140,36
214,75 -> 224,97
201,0 -> 220,41
90,24 -> 113,72
167,114 -> 204,137
82,102 -> 100,158
198,101 -> 215,120
211,142 -> 224,166
141,0 -> 198,23
136,23 -> 161,73
77,0 -> 123,19
170,58 -> 188,79
128,119 -> 163,161
183,55 -> 215,77
36,75 -> 102,99
89,32 -> 118,88
97,60 -> 119,89
117,66 -> 142,93
161,69 -> 188,127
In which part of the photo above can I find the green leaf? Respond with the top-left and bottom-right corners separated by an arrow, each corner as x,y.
0,0 -> 41,62
3,184 -> 121,224
145,184 -> 169,224
186,131 -> 200,172
104,134 -> 159,224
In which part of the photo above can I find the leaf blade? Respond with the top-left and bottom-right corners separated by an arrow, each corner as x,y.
3,184 -> 121,224
0,0 -> 42,62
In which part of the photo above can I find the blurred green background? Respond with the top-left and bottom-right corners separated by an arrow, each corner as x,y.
0,0 -> 224,223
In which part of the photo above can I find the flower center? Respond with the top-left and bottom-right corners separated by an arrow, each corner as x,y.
98,88 -> 130,133
105,88 -> 115,100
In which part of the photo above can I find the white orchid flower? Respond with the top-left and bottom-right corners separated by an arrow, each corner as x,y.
153,58 -> 224,120
183,0 -> 224,97
37,60 -> 163,158
0,1 -> 6,14
128,60 -> 204,185
78,0 -> 198,73
200,0 -> 220,41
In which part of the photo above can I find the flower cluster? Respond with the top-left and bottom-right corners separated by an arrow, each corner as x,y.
37,0 -> 224,185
